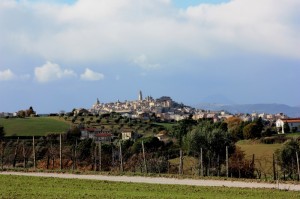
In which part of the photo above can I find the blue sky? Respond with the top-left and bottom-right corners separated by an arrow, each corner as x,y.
1,0 -> 300,113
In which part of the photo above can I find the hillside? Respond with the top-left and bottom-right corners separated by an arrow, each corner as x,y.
0,117 -> 70,136
196,103 -> 300,117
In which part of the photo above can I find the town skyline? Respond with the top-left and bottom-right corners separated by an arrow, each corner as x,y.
1,0 -> 299,113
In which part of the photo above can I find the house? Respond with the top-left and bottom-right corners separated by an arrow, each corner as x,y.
81,128 -> 113,143
121,129 -> 139,141
276,118 -> 300,134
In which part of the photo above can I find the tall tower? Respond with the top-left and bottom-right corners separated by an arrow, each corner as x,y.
138,90 -> 143,101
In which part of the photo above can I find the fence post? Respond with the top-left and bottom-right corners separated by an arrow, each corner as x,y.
296,151 -> 300,181
142,141 -> 147,173
226,146 -> 229,178
32,136 -> 36,170
60,134 -> 62,170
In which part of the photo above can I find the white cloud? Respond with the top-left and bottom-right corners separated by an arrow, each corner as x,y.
133,54 -> 160,70
80,68 -> 104,81
0,69 -> 15,81
0,0 -> 299,71
34,61 -> 76,83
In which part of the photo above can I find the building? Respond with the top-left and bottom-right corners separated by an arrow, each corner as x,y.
138,90 -> 143,101
276,118 -> 300,134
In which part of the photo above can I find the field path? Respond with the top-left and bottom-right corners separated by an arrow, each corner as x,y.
1,171 -> 300,191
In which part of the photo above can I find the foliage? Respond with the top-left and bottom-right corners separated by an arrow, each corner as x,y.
243,123 -> 261,139
276,139 -> 300,179
0,125 -> 5,139
228,147 -> 255,178
131,137 -> 164,154
284,122 -> 291,133
171,118 -> 197,146
225,117 -> 244,140
183,122 -> 235,176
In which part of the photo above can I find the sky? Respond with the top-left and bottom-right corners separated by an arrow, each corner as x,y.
0,0 -> 300,113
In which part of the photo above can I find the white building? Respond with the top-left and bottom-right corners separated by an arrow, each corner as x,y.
276,118 -> 300,134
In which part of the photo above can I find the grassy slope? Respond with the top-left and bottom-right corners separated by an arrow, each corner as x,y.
0,117 -> 70,136
0,175 -> 299,199
237,140 -> 282,175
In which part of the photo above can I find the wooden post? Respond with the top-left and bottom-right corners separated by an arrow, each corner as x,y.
22,141 -> 26,168
179,149 -> 183,175
119,141 -> 123,172
226,146 -> 229,178
142,141 -> 147,173
94,143 -> 97,172
99,142 -> 102,172
74,139 -> 77,170
60,134 -> 62,170
200,148 -> 203,177
33,136 -> 36,170
273,153 -> 276,181
296,151 -> 300,181
1,142 -> 4,170
13,137 -> 19,168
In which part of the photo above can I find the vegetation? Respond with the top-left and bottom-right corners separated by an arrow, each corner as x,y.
0,175 -> 299,199
0,117 -> 70,136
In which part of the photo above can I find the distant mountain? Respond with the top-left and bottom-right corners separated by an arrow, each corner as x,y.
196,103 -> 300,118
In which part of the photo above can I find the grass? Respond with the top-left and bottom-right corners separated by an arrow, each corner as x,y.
0,117 -> 70,136
0,175 -> 299,199
237,141 -> 283,176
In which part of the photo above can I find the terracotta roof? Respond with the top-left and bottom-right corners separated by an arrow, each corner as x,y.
281,118 -> 300,123
95,133 -> 112,137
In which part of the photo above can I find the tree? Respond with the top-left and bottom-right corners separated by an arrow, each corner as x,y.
183,123 -> 235,176
243,123 -> 261,139
276,139 -> 300,179
283,122 -> 290,134
226,117 -> 243,140
0,125 -> 5,139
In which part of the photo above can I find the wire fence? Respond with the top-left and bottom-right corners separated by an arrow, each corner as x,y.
1,136 -> 299,181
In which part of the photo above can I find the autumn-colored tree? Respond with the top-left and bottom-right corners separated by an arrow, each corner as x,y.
225,117 -> 243,140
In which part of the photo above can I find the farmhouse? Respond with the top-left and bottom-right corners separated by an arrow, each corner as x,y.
81,128 -> 113,143
276,118 -> 300,134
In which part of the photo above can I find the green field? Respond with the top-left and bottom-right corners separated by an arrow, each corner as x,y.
0,117 -> 70,136
237,140 -> 283,176
0,175 -> 299,199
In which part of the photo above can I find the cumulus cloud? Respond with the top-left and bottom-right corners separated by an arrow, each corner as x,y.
34,61 -> 76,83
0,69 -> 15,81
0,0 -> 299,70
80,68 -> 104,81
133,54 -> 160,69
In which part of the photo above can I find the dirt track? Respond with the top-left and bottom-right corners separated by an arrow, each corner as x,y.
1,172 -> 300,191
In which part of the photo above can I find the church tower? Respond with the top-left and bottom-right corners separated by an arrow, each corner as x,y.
138,90 -> 143,101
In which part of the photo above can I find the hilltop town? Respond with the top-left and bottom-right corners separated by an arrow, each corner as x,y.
85,90 -> 289,124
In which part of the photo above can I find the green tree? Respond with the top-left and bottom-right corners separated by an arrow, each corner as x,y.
0,125 -> 5,139
183,123 -> 235,175
243,123 -> 261,139
276,139 -> 300,179
284,122 -> 290,133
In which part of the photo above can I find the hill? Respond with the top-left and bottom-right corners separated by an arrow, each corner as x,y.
196,103 -> 300,117
0,117 -> 70,136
